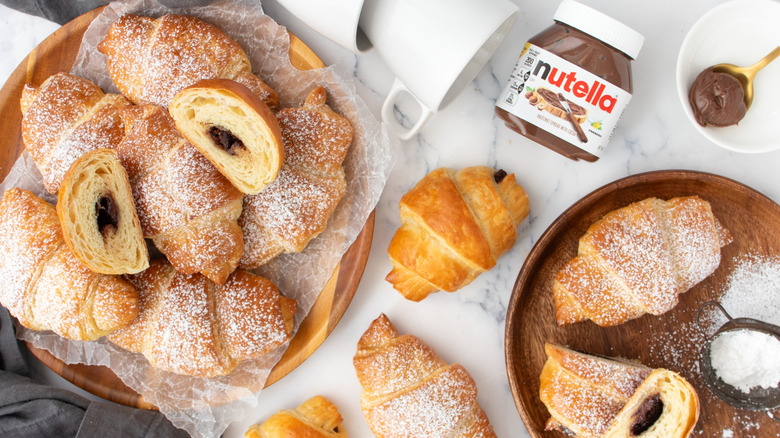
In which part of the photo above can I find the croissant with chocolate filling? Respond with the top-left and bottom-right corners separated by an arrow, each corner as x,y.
57,148 -> 148,275
169,79 -> 284,195
386,166 -> 530,301
115,104 -> 244,284
98,14 -> 279,111
553,196 -> 731,327
540,343 -> 699,438
0,189 -> 138,341
20,72 -> 130,194
245,395 -> 348,438
238,86 -> 352,268
108,259 -> 296,377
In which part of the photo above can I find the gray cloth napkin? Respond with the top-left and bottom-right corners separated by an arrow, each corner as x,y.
0,0 -> 215,24
0,307 -> 189,437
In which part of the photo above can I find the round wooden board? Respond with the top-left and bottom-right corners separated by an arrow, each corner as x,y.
0,7 -> 374,410
505,170 -> 780,437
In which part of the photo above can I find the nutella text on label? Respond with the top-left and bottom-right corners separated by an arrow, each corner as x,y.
497,43 -> 633,158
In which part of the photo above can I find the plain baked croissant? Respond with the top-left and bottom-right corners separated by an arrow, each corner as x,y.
353,314 -> 496,438
540,343 -> 699,438
238,86 -> 352,269
20,72 -> 131,194
0,188 -> 139,341
108,259 -> 296,377
245,395 -> 348,438
386,166 -> 530,301
553,196 -> 732,327
115,104 -> 245,285
98,13 -> 279,111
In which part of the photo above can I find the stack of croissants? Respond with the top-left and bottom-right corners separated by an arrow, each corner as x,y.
0,13 -> 354,378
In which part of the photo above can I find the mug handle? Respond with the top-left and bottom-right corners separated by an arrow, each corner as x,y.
382,78 -> 433,141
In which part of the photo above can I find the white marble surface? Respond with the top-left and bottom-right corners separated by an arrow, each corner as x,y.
2,0 -> 780,437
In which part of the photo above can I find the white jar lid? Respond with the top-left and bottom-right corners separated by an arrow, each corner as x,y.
554,0 -> 644,59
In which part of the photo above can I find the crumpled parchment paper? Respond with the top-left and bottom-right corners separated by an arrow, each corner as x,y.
0,0 -> 395,436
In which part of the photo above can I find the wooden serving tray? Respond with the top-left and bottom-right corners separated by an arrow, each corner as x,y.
0,7 -> 374,410
505,170 -> 780,437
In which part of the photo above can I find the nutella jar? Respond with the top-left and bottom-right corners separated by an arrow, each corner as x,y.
496,0 -> 644,161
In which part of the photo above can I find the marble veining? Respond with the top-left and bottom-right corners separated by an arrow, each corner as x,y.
2,0 -> 779,437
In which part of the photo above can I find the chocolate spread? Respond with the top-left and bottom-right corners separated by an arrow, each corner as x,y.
496,1 -> 642,162
688,68 -> 747,127
96,193 -> 118,239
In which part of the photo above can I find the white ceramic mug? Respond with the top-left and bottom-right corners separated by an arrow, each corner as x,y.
359,0 -> 519,140
276,0 -> 372,53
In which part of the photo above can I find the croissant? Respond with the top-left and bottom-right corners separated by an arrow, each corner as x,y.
115,104 -> 244,284
238,87 -> 352,269
0,188 -> 138,341
353,314 -> 496,438
540,343 -> 699,438
57,148 -> 148,275
98,14 -> 279,111
20,72 -> 130,194
169,79 -> 284,195
553,196 -> 732,327
108,259 -> 296,377
245,395 -> 348,438
386,166 -> 530,301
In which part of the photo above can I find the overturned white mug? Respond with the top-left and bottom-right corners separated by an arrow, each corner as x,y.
359,0 -> 519,140
276,0 -> 372,53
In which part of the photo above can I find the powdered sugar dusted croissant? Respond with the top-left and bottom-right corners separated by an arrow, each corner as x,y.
98,14 -> 279,111
20,72 -> 131,194
540,343 -> 699,438
115,104 -> 244,284
354,314 -> 496,438
553,196 -> 732,327
238,87 -> 352,268
386,166 -> 530,301
245,395 -> 348,438
108,259 -> 296,377
0,189 -> 138,341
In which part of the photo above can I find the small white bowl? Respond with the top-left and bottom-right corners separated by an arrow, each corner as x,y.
676,0 -> 780,153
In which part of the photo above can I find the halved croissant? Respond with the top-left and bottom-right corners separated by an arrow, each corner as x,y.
245,395 -> 348,438
115,104 -> 244,284
386,166 -> 530,301
540,343 -> 699,438
98,14 -> 279,111
0,188 -> 138,340
354,314 -> 496,438
553,196 -> 732,326
169,79 -> 284,195
56,148 -> 148,275
20,72 -> 130,194
108,259 -> 296,377
238,87 -> 352,268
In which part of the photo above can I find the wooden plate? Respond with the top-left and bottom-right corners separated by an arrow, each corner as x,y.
505,170 -> 780,437
0,7 -> 374,409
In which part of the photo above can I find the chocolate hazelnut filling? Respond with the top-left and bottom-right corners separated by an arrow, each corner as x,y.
96,194 -> 119,239
208,126 -> 244,155
630,394 -> 663,435
494,169 -> 508,183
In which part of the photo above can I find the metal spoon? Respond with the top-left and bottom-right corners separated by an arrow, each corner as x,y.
712,46 -> 780,110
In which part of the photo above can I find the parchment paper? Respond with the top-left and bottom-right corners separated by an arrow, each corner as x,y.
0,1 -> 395,436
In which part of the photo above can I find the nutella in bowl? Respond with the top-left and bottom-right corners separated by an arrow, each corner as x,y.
688,68 -> 747,128
496,0 -> 644,162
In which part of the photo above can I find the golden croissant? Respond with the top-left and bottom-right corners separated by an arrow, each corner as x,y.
386,166 -> 530,301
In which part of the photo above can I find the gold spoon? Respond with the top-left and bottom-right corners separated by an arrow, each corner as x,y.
712,46 -> 780,110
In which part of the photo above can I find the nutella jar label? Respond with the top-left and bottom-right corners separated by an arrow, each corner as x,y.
496,43 -> 632,157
